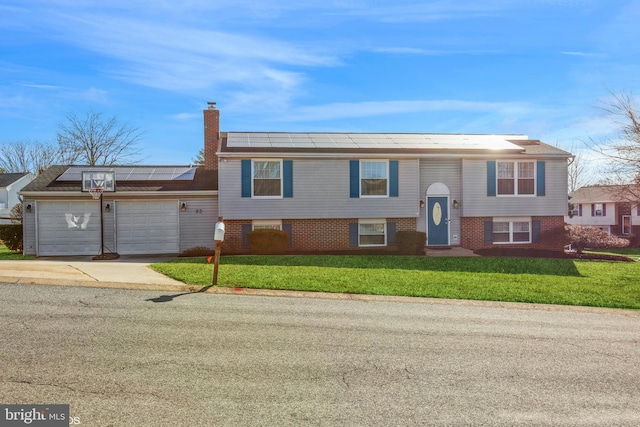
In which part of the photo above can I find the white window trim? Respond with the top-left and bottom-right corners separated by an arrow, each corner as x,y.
622,215 -> 631,235
360,160 -> 389,198
593,203 -> 604,217
251,159 -> 283,199
492,217 -> 532,244
358,218 -> 387,247
496,160 -> 537,197
252,219 -> 282,231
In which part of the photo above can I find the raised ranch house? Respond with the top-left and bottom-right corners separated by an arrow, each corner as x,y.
20,103 -> 572,256
0,172 -> 34,225
566,185 -> 640,237
205,103 -> 572,254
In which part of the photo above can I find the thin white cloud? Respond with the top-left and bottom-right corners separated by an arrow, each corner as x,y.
19,83 -> 65,90
560,51 -> 604,58
280,100 -> 531,122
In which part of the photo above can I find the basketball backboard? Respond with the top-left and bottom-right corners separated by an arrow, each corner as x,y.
82,171 -> 116,192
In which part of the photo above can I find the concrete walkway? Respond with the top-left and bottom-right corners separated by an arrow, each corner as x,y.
424,247 -> 479,257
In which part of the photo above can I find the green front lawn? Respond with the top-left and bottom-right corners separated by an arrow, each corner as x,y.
151,255 -> 640,310
585,248 -> 640,258
0,244 -> 34,260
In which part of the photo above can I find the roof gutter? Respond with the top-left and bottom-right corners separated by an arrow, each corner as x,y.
217,152 -> 572,160
20,190 -> 219,198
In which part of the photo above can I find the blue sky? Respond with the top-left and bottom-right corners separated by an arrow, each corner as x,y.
1,0 -> 639,171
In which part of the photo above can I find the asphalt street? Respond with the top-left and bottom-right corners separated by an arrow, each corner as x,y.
1,283 -> 639,426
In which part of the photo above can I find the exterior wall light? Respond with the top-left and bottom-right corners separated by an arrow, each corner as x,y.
181,202 -> 187,212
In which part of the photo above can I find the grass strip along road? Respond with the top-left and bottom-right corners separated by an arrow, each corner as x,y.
151,255 -> 640,310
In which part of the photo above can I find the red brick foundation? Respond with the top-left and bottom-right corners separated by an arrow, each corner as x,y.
461,216 -> 566,251
221,217 -> 416,254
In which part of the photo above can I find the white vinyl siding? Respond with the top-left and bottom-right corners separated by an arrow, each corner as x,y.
179,198 -> 218,252
463,159 -> 568,217
220,158 -> 419,220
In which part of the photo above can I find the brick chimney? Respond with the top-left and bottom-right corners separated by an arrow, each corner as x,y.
203,102 -> 220,170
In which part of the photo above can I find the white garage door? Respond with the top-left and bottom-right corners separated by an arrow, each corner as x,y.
38,201 -> 101,256
116,201 -> 179,254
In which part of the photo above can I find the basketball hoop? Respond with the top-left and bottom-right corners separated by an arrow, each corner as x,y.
89,187 -> 103,200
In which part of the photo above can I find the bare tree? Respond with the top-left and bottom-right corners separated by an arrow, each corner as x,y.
567,150 -> 592,194
589,91 -> 640,202
56,110 -> 142,165
0,140 -> 66,174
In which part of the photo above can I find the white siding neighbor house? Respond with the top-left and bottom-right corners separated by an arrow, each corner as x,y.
1,173 -> 34,224
566,185 -> 640,237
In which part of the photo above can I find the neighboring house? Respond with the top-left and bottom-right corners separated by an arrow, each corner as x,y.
0,172 -> 34,224
566,185 -> 640,237
20,165 -> 217,256
204,104 -> 572,254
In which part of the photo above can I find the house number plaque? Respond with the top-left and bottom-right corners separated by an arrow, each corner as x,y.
432,202 -> 442,226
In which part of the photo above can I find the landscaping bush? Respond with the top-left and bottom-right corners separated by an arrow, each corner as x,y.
179,246 -> 214,257
566,225 -> 630,254
396,231 -> 426,255
247,229 -> 289,255
0,224 -> 23,252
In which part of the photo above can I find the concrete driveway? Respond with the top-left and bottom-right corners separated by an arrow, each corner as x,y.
0,255 -> 186,290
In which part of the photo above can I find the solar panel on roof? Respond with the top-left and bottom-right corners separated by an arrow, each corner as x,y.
225,132 -> 528,151
56,166 -> 197,182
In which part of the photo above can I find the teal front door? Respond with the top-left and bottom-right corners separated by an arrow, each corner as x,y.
427,196 -> 449,246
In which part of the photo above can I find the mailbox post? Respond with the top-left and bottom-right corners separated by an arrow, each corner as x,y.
213,217 -> 225,286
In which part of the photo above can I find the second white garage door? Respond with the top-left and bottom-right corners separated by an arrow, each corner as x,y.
116,201 -> 179,255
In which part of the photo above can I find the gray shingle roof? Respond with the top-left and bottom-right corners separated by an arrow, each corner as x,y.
569,185 -> 638,203
0,172 -> 29,188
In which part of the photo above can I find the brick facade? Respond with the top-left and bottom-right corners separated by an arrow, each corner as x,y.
461,216 -> 566,251
203,103 -> 219,171
221,217 -> 417,254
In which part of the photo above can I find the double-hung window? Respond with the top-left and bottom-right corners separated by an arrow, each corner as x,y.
252,220 -> 282,231
593,203 -> 604,217
360,161 -> 388,197
359,219 -> 386,246
497,161 -> 535,196
253,160 -> 282,198
492,219 -> 531,244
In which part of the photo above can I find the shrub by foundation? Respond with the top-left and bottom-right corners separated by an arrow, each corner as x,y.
396,231 -> 426,255
248,229 -> 289,255
179,246 -> 214,257
0,224 -> 23,252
